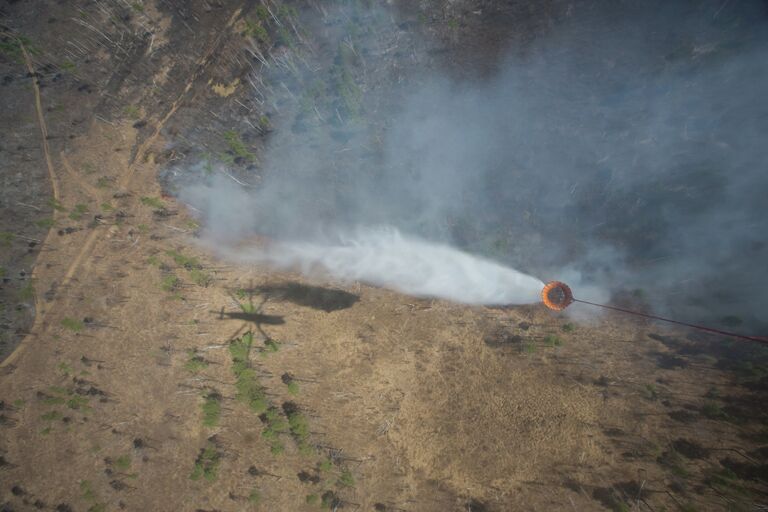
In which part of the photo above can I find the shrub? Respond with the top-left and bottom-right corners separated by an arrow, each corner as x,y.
123,105 -> 140,119
42,395 -> 65,406
140,196 -> 164,209
337,469 -> 354,487
61,317 -> 84,332
223,130 -> 255,162
239,300 -> 256,314
35,218 -> 55,229
287,410 -> 309,441
166,250 -> 201,270
189,268 -> 212,287
184,351 -> 209,373
41,411 -> 63,421
263,339 -> 280,354
321,490 -> 341,510
49,199 -> 66,211
66,396 -> 90,411
643,384 -> 658,401
202,392 -> 222,427
230,333 -> 268,413
114,455 -> 131,471
244,19 -> 270,44
190,443 -> 220,482
160,274 -> 180,292
68,203 -> 88,221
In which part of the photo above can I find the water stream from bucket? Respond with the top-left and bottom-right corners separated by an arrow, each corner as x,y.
234,227 -> 544,305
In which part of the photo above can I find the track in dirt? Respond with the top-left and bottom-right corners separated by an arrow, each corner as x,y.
1,42 -> 63,368
2,8 -> 242,368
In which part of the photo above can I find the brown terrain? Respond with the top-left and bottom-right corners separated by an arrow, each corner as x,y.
1,1 -> 766,511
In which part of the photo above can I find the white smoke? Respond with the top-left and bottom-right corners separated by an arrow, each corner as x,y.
174,1 -> 768,327
225,227 -> 544,305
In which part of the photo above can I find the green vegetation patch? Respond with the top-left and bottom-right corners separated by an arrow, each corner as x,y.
18,280 -> 35,301
244,19 -> 270,44
248,488 -> 261,504
61,317 -> 85,332
114,454 -> 131,471
49,198 -> 66,211
66,395 -> 90,411
223,130 -> 255,162
337,468 -> 355,488
160,274 -> 180,292
190,443 -> 221,482
140,196 -> 164,209
189,268 -> 213,287
643,384 -> 658,401
202,391 -> 222,427
230,333 -> 268,413
123,105 -> 140,119
68,203 -> 88,221
41,410 -> 63,421
332,43 -> 362,118
0,231 -> 14,247
185,350 -> 209,373
166,249 -> 201,270
35,218 -> 55,229
262,406 -> 288,455
286,380 -> 300,396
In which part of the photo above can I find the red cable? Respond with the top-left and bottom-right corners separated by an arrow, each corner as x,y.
572,298 -> 768,344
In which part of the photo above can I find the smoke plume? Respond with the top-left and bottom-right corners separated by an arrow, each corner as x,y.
176,0 -> 768,326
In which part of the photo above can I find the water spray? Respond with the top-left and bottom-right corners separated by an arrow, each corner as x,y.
541,281 -> 767,344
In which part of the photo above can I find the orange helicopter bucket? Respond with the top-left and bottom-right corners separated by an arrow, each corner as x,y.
541,281 -> 574,311
538,280 -> 766,344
